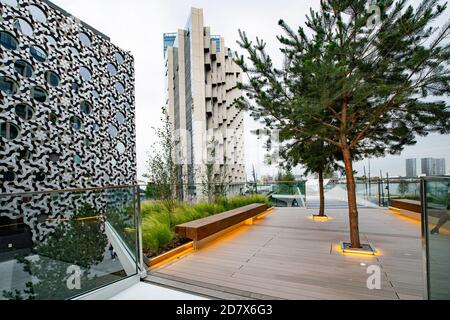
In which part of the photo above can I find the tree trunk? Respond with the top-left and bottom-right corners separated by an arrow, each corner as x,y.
341,146 -> 361,249
318,169 -> 325,217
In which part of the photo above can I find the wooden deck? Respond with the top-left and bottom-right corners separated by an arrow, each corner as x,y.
148,207 -> 424,300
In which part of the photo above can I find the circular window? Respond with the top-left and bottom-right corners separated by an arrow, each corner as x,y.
71,82 -> 79,93
0,122 -> 20,140
0,76 -> 19,96
79,32 -> 92,47
108,125 -> 118,138
84,138 -> 91,147
68,47 -> 79,57
14,60 -> 34,78
1,0 -> 18,7
116,142 -> 126,154
49,112 -> 58,124
114,52 -> 125,65
92,123 -> 100,132
111,158 -> 117,167
116,111 -> 125,124
108,97 -> 116,105
80,66 -> 92,81
27,5 -> 47,23
19,148 -> 31,160
91,90 -> 99,99
45,70 -> 60,87
14,18 -> 33,37
3,170 -> 16,182
35,172 -> 46,182
0,31 -> 18,50
15,104 -> 34,120
49,153 -> 60,162
74,155 -> 82,164
115,82 -> 125,94
47,35 -> 57,46
81,101 -> 92,115
31,86 -> 48,103
107,63 -> 117,76
70,116 -> 82,130
30,45 -> 47,62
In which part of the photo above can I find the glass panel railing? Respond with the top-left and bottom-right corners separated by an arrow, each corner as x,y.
422,177 -> 450,300
0,186 -> 140,300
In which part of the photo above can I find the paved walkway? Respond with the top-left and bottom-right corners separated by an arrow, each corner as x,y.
151,207 -> 424,300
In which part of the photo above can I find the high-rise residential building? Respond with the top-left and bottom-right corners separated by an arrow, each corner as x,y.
421,158 -> 446,176
0,0 -> 136,241
405,158 -> 417,177
164,8 -> 246,197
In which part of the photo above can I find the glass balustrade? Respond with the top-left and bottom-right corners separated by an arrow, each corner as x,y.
0,186 -> 141,300
422,177 -> 450,300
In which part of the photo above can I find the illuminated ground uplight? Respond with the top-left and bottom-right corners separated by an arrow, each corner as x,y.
307,215 -> 334,222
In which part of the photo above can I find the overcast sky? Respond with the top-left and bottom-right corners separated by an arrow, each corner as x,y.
52,0 -> 450,180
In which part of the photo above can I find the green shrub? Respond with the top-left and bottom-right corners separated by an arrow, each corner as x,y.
141,194 -> 270,254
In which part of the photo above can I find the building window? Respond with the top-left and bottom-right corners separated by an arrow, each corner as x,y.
71,82 -> 79,93
108,125 -> 118,138
0,76 -> 19,96
1,0 -> 18,7
14,60 -> 34,78
15,104 -> 34,120
107,63 -> 117,76
27,5 -> 47,23
49,112 -> 58,124
68,47 -> 79,57
74,155 -> 82,164
108,96 -> 116,105
115,82 -> 125,94
116,141 -> 125,154
92,123 -> 100,132
31,86 -> 48,103
19,148 -> 32,160
3,170 -> 16,182
49,153 -> 60,162
0,31 -> 18,50
80,66 -> 92,81
14,18 -> 33,37
30,45 -> 47,62
79,32 -> 92,47
0,122 -> 20,140
114,52 -> 125,65
70,116 -> 82,130
47,35 -> 57,46
81,101 -> 92,115
116,111 -> 125,124
45,70 -> 60,87
35,172 -> 46,182
91,89 -> 99,99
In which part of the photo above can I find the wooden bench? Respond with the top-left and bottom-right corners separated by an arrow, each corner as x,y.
175,203 -> 269,248
389,199 -> 421,213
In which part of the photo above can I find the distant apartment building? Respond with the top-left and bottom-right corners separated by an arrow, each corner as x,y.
163,8 -> 246,196
421,158 -> 446,176
405,159 -> 417,177
0,0 -> 136,243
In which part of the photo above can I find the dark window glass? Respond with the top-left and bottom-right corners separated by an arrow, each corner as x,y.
31,86 -> 48,103
0,122 -> 20,140
81,101 -> 92,115
15,104 -> 34,120
0,76 -> 19,96
70,116 -> 82,130
0,31 -> 18,50
49,112 -> 58,124
35,172 -> 45,182
49,153 -> 60,162
71,82 -> 79,93
3,170 -> 16,182
45,71 -> 60,87
19,149 -> 31,160
14,60 -> 34,78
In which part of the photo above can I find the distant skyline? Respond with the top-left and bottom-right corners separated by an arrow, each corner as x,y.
51,0 -> 450,181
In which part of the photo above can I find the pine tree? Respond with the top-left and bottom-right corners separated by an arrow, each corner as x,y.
234,0 -> 450,248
